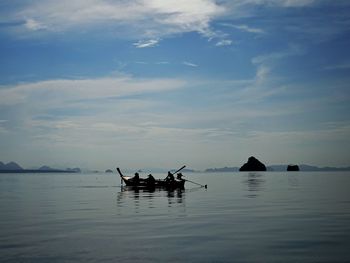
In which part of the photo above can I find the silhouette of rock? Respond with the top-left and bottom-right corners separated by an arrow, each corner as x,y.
239,156 -> 267,172
66,167 -> 81,173
0,161 -> 23,170
105,169 -> 113,173
287,164 -> 299,171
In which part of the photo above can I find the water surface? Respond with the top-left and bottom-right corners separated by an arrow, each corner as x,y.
1,172 -> 350,262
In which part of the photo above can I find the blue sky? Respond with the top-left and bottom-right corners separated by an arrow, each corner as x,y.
0,0 -> 350,170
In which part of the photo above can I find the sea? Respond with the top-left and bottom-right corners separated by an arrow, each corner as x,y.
1,171 -> 350,263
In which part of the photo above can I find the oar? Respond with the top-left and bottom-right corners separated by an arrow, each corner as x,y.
185,179 -> 207,189
116,167 -> 124,177
172,165 -> 186,175
116,167 -> 124,185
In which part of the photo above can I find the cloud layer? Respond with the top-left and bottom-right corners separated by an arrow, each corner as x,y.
12,0 -> 225,39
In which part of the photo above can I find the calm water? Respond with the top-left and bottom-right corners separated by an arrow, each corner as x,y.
1,171 -> 350,263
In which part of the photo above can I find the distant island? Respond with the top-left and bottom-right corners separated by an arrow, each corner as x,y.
205,164 -> 350,172
205,167 -> 239,172
0,161 -> 81,173
1,160 -> 350,174
239,156 -> 267,172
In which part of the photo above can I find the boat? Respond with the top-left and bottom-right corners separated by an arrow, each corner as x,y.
117,167 -> 186,189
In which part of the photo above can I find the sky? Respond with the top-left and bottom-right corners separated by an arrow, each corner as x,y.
0,0 -> 350,170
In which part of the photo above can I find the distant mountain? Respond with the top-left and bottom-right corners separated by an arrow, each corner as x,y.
0,161 -> 81,173
206,164 -> 350,172
66,167 -> 81,173
181,168 -> 196,173
205,167 -> 239,172
39,165 -> 56,171
0,161 -> 23,170
267,164 -> 350,171
267,165 -> 286,171
299,165 -> 350,172
168,168 -> 196,173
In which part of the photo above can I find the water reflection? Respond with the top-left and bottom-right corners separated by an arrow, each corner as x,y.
116,186 -> 185,210
287,174 -> 300,189
243,172 -> 265,198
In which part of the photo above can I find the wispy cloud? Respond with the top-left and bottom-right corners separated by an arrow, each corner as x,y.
183,61 -> 198,67
0,76 -> 186,106
221,23 -> 265,34
24,18 -> 47,31
156,61 -> 170,65
133,39 -> 159,48
323,62 -> 350,71
278,0 -> 316,7
216,39 -> 232,46
236,0 -> 316,8
252,44 -> 305,65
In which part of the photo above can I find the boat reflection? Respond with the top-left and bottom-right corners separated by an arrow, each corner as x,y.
116,186 -> 186,210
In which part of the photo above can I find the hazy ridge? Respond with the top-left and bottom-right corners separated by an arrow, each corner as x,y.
1,161 -> 350,173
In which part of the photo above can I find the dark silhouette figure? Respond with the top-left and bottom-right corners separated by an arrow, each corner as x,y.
165,171 -> 175,183
239,156 -> 267,171
176,172 -> 184,181
287,165 -> 300,171
145,174 -> 156,186
131,172 -> 140,184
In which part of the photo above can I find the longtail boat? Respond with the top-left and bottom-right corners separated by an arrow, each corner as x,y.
117,167 -> 186,189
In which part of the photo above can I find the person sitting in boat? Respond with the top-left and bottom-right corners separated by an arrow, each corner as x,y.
132,172 -> 140,184
176,173 -> 184,181
165,171 -> 175,183
145,174 -> 156,186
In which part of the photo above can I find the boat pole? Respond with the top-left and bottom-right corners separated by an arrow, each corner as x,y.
116,167 -> 123,186
185,179 -> 207,189
172,165 -> 186,174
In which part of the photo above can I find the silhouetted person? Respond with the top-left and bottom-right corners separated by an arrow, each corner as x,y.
146,174 -> 156,186
176,173 -> 184,181
165,171 -> 175,183
132,172 -> 140,184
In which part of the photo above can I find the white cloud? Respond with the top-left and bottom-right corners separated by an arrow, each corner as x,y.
255,65 -> 270,84
233,24 -> 264,34
0,76 -> 186,106
252,44 -> 304,65
13,0 -> 225,39
3,0 -> 327,46
280,0 -> 315,7
183,61 -> 198,67
221,23 -> 265,34
24,18 -> 47,31
237,0 -> 315,7
323,62 -> 350,71
133,39 -> 159,48
216,39 -> 232,46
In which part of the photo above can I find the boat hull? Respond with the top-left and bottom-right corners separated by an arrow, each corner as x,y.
121,176 -> 185,189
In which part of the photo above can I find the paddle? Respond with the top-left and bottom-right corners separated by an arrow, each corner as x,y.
171,165 -> 186,175
185,179 -> 207,189
116,167 -> 124,185
116,167 -> 124,177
